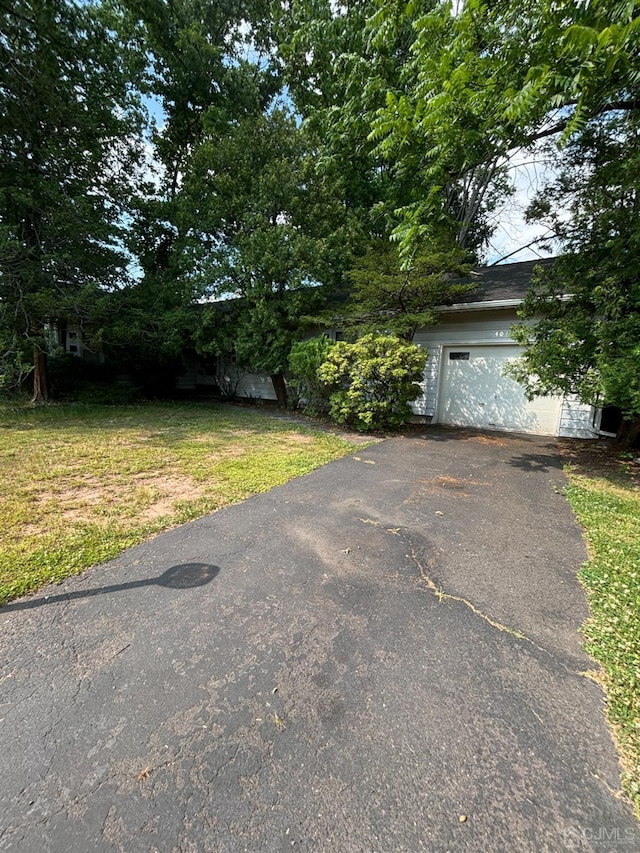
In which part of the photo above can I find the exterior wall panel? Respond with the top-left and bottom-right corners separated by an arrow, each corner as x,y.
558,396 -> 598,438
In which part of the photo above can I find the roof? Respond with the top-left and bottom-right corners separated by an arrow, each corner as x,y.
457,258 -> 556,305
435,258 -> 557,313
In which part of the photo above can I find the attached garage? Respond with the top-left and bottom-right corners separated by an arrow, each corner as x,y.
437,344 -> 563,435
410,261 -> 600,439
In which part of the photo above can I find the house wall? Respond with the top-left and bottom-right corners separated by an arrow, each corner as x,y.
412,308 -> 523,418
557,395 -> 599,439
175,355 -> 278,400
233,369 -> 278,400
176,305 -> 599,438
216,358 -> 277,400
411,308 -> 598,438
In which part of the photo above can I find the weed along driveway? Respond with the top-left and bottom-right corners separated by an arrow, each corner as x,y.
1,431 -> 638,851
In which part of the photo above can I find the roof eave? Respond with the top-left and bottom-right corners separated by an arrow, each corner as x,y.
436,293 -> 572,313
436,298 -> 524,312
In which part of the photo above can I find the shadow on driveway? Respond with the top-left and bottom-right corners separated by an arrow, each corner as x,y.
1,563 -> 220,613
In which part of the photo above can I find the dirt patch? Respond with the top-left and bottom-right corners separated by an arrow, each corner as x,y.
36,473 -> 205,524
137,475 -> 206,522
283,433 -> 314,444
413,474 -> 491,498
559,439 -> 640,488
432,475 -> 490,488
37,480 -> 105,509
467,434 -> 509,446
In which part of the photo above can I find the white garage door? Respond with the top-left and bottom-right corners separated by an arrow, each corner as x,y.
437,345 -> 563,436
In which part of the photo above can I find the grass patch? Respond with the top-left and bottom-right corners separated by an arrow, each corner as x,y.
563,456 -> 640,815
0,401 -> 359,605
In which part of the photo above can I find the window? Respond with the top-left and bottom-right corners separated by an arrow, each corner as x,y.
449,351 -> 470,360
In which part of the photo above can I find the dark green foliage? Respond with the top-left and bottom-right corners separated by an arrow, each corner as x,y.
369,0 -> 640,256
272,0 -> 435,248
45,355 -> 142,403
288,336 -> 335,414
187,107 -> 349,405
508,114 -> 640,436
91,0 -> 282,402
0,0 -> 145,398
317,334 -> 428,431
343,241 -> 474,340
0,333 -> 33,396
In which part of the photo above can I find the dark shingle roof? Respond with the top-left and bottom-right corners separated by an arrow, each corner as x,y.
454,258 -> 555,304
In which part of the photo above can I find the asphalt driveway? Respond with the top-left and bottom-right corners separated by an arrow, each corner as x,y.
1,429 -> 638,852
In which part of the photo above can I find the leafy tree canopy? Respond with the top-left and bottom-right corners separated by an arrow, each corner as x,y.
509,113 -> 640,437
368,0 -> 640,438
183,106 -> 353,404
0,0 -> 146,398
369,0 -> 640,254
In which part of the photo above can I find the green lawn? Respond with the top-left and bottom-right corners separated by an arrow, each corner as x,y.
565,464 -> 640,816
0,401 -> 359,605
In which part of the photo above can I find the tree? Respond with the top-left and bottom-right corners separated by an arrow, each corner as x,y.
0,0 -> 145,400
341,240 -> 474,340
288,335 -> 335,414
367,0 -> 640,440
369,0 -> 640,256
278,0 -> 460,240
186,107 -> 350,406
98,0 -> 275,382
508,114 -> 640,442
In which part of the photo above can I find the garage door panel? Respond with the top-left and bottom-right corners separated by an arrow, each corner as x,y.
438,346 -> 562,436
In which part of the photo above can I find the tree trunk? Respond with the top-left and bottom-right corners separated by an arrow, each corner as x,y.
31,348 -> 49,403
270,372 -> 288,408
616,418 -> 640,448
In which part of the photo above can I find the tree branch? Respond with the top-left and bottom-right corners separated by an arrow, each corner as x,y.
525,99 -> 639,144
488,231 -> 557,266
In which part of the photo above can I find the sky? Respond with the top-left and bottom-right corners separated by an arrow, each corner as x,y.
485,147 -> 560,266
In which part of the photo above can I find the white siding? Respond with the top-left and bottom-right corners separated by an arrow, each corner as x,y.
558,396 -> 599,439
216,359 -> 278,400
411,310 -> 598,439
234,371 -> 277,401
411,310 -> 521,420
411,348 -> 440,417
181,310 -> 600,439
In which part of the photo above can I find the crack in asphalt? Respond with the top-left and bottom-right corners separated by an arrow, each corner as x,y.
368,522 -> 589,680
353,515 -> 588,677
407,540 -> 528,641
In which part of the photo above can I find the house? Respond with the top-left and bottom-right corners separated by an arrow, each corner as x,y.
179,260 -> 604,439
406,259 -> 601,439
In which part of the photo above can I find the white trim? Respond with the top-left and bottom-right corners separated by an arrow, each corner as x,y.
436,298 -> 524,312
435,293 -> 573,313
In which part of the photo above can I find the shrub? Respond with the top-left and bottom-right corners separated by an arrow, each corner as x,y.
317,334 -> 428,431
0,336 -> 32,397
288,336 -> 335,415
